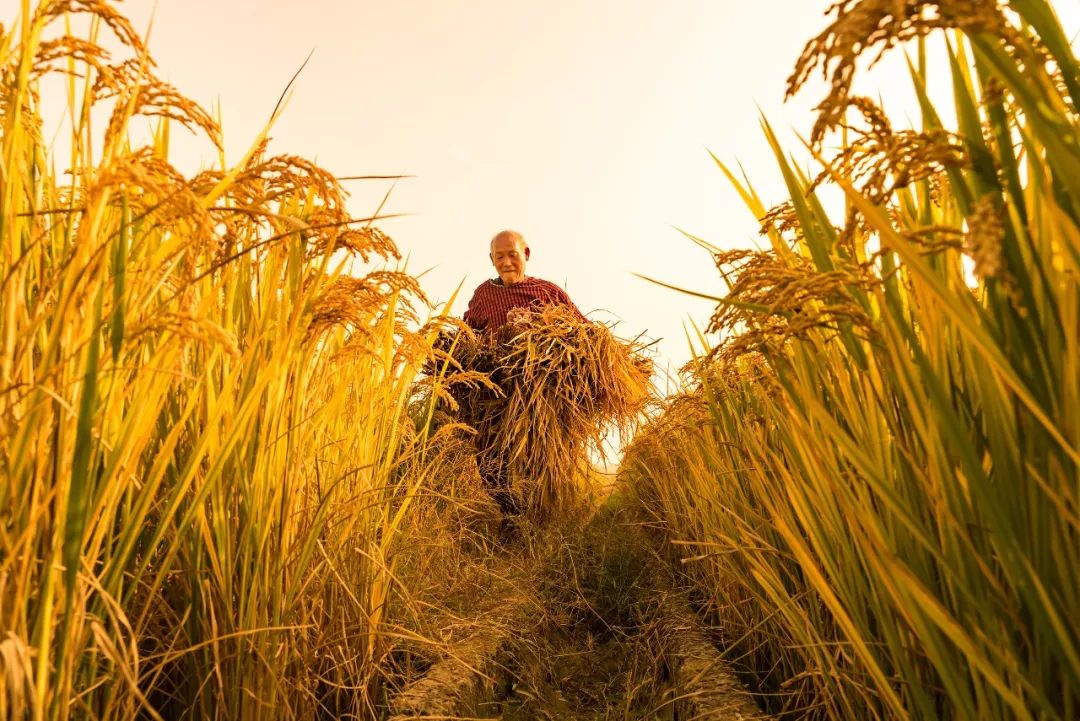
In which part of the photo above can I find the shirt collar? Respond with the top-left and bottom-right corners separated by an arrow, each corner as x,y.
491,276 -> 532,288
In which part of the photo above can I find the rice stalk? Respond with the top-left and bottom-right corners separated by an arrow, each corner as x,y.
624,2 -> 1079,719
444,305 -> 653,520
0,4 -> 444,719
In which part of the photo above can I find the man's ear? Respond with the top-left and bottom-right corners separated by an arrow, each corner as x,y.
524,246 -> 531,260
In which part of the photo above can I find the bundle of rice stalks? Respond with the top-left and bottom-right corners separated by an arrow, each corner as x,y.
443,305 -> 653,520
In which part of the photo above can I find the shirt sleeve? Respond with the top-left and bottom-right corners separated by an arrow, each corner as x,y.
462,284 -> 485,330
552,285 -> 587,322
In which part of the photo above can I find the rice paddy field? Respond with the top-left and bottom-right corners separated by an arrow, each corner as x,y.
2,1 -> 1078,720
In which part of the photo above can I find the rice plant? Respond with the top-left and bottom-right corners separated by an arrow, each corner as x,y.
0,3 -> 441,719
623,1 -> 1079,719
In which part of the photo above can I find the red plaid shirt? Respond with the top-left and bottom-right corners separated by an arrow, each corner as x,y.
463,276 -> 585,331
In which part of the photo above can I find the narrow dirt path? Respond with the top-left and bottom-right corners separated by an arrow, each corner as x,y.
385,501 -> 770,720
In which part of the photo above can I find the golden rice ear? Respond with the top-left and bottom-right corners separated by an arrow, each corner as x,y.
0,632 -> 35,721
786,0 -> 1020,147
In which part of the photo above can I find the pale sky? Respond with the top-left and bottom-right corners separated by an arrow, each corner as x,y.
13,0 -> 1080,374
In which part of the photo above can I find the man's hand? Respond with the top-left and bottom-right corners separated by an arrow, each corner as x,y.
506,307 -> 533,328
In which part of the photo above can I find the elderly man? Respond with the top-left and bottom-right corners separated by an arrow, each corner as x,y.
459,230 -> 585,522
463,230 -> 585,331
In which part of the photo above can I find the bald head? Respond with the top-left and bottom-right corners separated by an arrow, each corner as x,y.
489,230 -> 526,253
489,229 -> 530,286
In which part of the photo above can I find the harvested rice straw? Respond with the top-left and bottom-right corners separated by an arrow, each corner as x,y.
446,305 -> 653,519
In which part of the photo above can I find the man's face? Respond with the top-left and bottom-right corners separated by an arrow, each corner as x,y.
490,235 -> 529,285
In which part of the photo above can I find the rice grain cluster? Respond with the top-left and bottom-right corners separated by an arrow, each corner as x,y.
443,305 -> 653,519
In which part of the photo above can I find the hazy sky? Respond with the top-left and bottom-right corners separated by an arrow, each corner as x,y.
13,0 -> 1080,374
